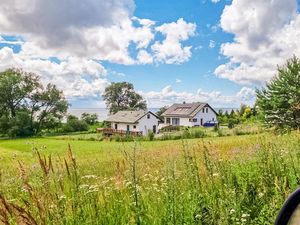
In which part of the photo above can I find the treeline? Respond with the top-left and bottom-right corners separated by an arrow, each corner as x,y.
217,104 -> 258,129
0,69 -> 102,138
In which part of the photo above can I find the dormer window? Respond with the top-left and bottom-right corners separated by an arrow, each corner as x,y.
147,114 -> 150,119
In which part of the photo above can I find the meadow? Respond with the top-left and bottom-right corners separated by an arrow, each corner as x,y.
0,132 -> 300,224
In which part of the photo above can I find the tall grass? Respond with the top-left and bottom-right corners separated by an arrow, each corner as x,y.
0,134 -> 299,224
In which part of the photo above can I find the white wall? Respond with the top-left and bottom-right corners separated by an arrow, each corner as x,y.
163,106 -> 217,127
110,122 -> 138,132
138,113 -> 160,135
110,112 -> 160,135
193,106 -> 217,126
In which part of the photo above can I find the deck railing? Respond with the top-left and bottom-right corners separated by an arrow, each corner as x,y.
97,128 -> 143,137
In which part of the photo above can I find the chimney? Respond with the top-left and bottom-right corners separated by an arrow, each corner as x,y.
183,101 -> 186,104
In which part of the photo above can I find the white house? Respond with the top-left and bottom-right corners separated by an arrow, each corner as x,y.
161,102 -> 218,127
106,110 -> 162,135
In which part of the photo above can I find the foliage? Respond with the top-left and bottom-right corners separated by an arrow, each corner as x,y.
0,69 -> 68,137
156,106 -> 168,120
159,125 -> 181,133
256,56 -> 300,130
102,82 -> 147,114
62,115 -> 89,132
147,131 -> 155,141
81,113 -> 98,125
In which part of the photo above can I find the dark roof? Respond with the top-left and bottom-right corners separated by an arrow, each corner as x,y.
106,110 -> 161,123
161,102 -> 215,118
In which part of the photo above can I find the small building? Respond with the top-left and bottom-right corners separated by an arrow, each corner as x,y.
106,110 -> 161,136
161,102 -> 218,127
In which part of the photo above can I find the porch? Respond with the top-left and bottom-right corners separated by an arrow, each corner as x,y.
97,128 -> 143,137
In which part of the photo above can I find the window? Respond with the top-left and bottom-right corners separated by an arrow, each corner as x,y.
114,123 -> 118,130
212,118 -> 214,121
147,114 -> 150,119
189,118 -> 197,122
206,108 -> 208,113
200,118 -> 203,125
202,108 -> 205,113
126,125 -> 130,131
172,118 -> 180,126
133,125 -> 136,129
166,118 -> 171,124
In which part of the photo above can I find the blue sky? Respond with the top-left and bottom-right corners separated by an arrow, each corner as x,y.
0,0 -> 299,108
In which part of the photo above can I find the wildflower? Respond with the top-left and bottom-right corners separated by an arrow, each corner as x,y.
230,209 -> 235,214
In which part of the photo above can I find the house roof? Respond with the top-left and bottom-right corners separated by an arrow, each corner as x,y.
106,110 -> 161,123
161,102 -> 215,118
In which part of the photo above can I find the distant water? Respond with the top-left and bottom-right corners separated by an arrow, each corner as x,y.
68,108 -> 160,121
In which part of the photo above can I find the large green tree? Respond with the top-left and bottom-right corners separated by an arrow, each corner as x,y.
0,69 -> 69,136
102,82 -> 147,114
256,56 -> 300,130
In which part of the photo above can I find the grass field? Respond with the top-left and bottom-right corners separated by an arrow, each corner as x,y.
0,132 -> 299,224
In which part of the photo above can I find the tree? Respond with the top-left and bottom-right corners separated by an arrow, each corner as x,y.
102,82 -> 147,114
0,69 -> 40,117
256,56 -> 300,130
29,84 -> 69,134
0,69 -> 68,136
81,113 -> 98,125
156,106 -> 168,120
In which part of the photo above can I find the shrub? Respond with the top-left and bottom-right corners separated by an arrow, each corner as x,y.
147,131 -> 155,141
159,125 -> 181,133
228,118 -> 237,129
62,116 -> 89,132
191,129 -> 205,138
213,123 -> 219,132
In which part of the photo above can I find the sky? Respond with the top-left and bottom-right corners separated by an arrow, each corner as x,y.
0,0 -> 300,109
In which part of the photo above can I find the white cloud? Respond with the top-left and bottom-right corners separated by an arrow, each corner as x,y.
0,0 -> 135,49
0,1 -> 196,66
137,50 -> 153,64
211,0 -> 220,3
151,18 -> 196,64
215,0 -> 300,85
175,78 -> 182,83
0,47 -> 109,98
140,85 -> 256,107
209,40 -> 216,48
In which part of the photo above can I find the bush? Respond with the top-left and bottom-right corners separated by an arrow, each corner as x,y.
147,131 -> 155,141
62,116 -> 89,133
191,129 -> 205,138
228,118 -> 239,129
159,125 -> 181,133
181,129 -> 191,139
0,110 -> 34,138
213,123 -> 219,132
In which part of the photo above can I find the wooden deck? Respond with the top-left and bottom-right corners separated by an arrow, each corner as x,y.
97,128 -> 142,137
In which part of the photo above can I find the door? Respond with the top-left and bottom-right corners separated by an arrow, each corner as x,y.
172,118 -> 180,126
200,118 -> 203,126
126,125 -> 130,132
114,123 -> 118,130
153,125 -> 157,133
